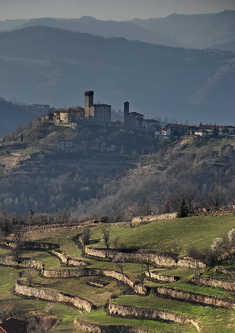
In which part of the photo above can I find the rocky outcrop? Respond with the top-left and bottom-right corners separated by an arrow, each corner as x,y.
191,276 -> 235,291
42,268 -> 146,295
50,250 -> 88,267
108,301 -> 200,331
74,317 -> 154,333
156,286 -> 235,309
0,256 -> 43,270
15,280 -> 94,312
145,271 -> 179,282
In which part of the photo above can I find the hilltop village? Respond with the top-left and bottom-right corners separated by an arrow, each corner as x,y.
40,90 -> 235,140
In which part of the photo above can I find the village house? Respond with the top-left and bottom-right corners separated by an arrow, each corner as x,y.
194,129 -> 211,136
54,107 -> 85,124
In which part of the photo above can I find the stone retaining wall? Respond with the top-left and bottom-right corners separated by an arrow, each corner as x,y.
177,257 -> 206,269
132,213 -> 177,225
108,301 -> 200,331
82,242 -> 205,269
50,250 -> 88,267
0,256 -> 43,270
14,280 -> 94,312
74,317 -> 154,333
42,268 -> 146,295
156,286 -> 235,309
191,276 -> 235,291
145,271 -> 179,282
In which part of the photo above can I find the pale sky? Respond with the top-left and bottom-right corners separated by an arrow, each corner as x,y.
0,0 -> 235,21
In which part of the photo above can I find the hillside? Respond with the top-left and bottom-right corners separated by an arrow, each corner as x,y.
0,98 -> 49,137
131,10 -> 235,50
0,120 -> 234,218
1,16 -> 182,48
1,214 -> 235,332
0,26 -> 234,130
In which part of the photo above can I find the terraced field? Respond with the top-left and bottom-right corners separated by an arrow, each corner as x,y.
1,214 -> 235,332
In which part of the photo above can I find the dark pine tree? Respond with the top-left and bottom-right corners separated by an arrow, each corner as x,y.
177,198 -> 189,218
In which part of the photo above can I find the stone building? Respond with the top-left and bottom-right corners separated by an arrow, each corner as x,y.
84,91 -> 111,124
123,101 -> 159,131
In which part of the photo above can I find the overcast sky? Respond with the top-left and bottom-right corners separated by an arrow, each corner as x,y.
1,0 -> 235,21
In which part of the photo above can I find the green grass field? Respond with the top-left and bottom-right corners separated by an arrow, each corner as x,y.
1,214 -> 235,332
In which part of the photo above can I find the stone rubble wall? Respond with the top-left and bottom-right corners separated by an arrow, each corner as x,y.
145,271 -> 179,282
74,318 -> 153,333
191,276 -> 235,291
156,286 -> 235,309
132,213 -> 177,225
0,256 -> 43,270
50,250 -> 88,267
42,268 -> 146,295
14,280 -> 94,312
108,301 -> 200,331
82,241 -> 205,268
74,317 -> 154,333
177,257 -> 206,269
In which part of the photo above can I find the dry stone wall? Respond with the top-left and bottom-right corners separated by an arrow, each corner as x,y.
82,242 -> 205,268
145,271 -> 179,282
156,286 -> 235,309
177,257 -> 206,269
50,250 -> 88,267
191,276 -> 235,291
14,280 -> 94,312
132,213 -> 177,225
42,268 -> 146,295
0,256 -> 43,270
74,317 -> 153,333
108,301 -> 200,331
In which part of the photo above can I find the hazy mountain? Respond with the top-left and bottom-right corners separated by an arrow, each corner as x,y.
0,16 -> 182,48
131,10 -> 235,50
0,98 -> 45,137
0,25 -> 234,134
1,11 -> 234,51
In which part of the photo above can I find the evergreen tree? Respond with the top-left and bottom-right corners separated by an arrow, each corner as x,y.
177,198 -> 189,218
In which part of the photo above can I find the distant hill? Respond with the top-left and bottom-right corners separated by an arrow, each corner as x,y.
0,25 -> 234,131
131,10 -> 235,50
0,11 -> 234,51
2,16 -> 181,48
0,98 -> 45,137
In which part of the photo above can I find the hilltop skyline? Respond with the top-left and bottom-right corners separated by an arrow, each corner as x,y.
1,0 -> 235,21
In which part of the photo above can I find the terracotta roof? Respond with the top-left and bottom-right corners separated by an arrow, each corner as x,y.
0,318 -> 27,333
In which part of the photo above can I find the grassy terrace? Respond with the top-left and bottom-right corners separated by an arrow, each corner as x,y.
0,214 -> 235,332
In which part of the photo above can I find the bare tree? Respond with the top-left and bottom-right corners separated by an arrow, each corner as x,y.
206,185 -> 226,210
80,226 -> 90,246
101,225 -> 111,251
113,252 -> 125,273
11,220 -> 26,263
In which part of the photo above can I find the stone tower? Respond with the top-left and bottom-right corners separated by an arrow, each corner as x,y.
84,90 -> 94,118
124,101 -> 129,127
